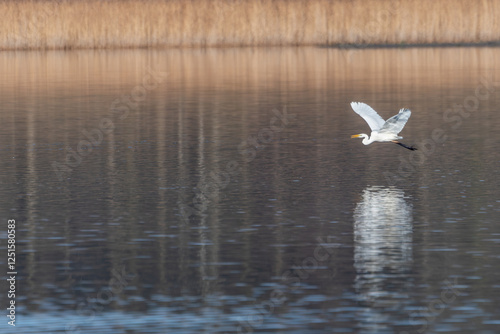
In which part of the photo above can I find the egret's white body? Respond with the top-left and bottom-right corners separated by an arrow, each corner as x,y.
350,102 -> 416,150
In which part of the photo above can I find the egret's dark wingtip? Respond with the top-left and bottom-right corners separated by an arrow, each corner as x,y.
395,142 -> 417,151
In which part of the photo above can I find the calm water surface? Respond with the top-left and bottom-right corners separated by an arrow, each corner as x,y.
1,47 -> 500,333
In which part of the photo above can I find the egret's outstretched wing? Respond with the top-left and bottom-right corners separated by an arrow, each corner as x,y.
378,108 -> 411,135
350,102 -> 386,131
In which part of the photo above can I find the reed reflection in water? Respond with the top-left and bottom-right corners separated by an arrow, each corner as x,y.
0,47 -> 499,333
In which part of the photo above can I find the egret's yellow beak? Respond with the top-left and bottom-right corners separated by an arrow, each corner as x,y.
351,134 -> 362,138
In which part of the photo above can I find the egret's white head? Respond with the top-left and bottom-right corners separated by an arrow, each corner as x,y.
351,134 -> 370,145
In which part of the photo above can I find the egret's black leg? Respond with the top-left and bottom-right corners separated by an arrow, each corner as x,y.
392,141 -> 417,151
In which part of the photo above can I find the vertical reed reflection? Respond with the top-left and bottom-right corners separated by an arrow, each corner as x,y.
26,108 -> 37,303
1,47 -> 500,331
156,98 -> 168,287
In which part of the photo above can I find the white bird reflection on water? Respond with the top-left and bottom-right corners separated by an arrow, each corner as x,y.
353,186 -> 413,332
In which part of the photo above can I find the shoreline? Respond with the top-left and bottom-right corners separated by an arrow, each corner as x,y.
2,42 -> 500,53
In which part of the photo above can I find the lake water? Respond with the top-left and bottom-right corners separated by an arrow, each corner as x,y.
1,47 -> 500,333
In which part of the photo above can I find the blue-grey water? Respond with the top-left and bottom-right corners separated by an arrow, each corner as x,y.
1,47 -> 500,333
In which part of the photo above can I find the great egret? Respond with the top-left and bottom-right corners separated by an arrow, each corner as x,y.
350,102 -> 417,151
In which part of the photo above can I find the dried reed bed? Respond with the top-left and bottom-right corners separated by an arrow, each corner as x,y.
1,0 -> 500,50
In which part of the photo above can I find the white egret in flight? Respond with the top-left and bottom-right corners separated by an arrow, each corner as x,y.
350,102 -> 417,151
